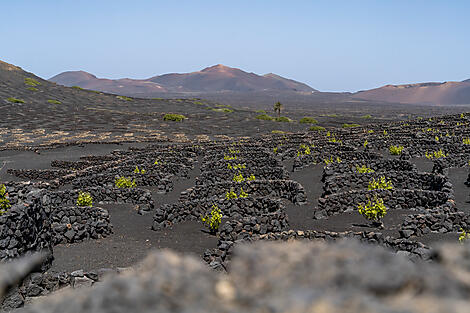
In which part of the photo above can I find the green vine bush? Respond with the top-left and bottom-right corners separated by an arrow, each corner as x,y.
76,191 -> 93,207
389,145 -> 404,155
0,184 -> 11,215
115,176 -> 136,188
368,176 -> 393,190
358,195 -> 387,224
299,117 -> 318,124
163,113 -> 186,122
356,165 -> 375,174
201,204 -> 222,234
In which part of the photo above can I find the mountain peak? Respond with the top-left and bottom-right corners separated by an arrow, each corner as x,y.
200,64 -> 233,72
463,78 -> 470,83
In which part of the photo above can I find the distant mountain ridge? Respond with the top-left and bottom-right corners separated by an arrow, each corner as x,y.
49,64 -> 316,96
353,79 -> 470,105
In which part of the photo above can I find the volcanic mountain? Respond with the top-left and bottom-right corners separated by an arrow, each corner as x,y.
49,64 -> 316,96
353,79 -> 470,105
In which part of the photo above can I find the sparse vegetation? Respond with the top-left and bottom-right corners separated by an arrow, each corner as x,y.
361,114 -> 372,119
27,87 -> 38,91
459,228 -> 470,243
425,149 -> 446,160
389,145 -> 404,155
115,176 -> 137,188
368,176 -> 393,190
275,116 -> 291,122
117,95 -> 133,101
24,77 -> 41,87
256,114 -> 274,121
76,191 -> 93,207
163,113 -> 186,122
6,97 -> 25,103
356,165 -> 375,174
47,99 -> 62,104
255,110 -> 266,113
299,117 -> 318,124
343,123 -> 360,128
201,204 -> 222,234
358,195 -> 387,224
309,125 -> 326,132
0,184 -> 11,215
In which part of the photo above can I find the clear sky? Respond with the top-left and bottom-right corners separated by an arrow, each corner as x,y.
1,1 -> 469,92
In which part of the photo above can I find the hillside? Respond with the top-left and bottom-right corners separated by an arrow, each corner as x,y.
50,64 -> 316,96
353,80 -> 470,105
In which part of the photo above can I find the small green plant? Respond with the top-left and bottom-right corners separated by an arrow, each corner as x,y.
275,116 -> 291,122
27,87 -> 38,91
232,172 -> 245,183
115,176 -> 136,188
383,130 -> 388,136
425,149 -> 446,160
0,184 -> 11,214
368,130 -> 374,134
47,99 -> 62,104
117,95 -> 133,101
154,159 -> 159,165
224,154 -> 237,161
328,136 -> 342,144
76,191 -> 93,207
134,166 -> 146,174
463,138 -> 470,145
271,130 -> 286,134
24,77 -> 41,87
7,97 -> 25,103
361,114 -> 372,119
163,113 -> 186,122
342,123 -> 360,128
201,204 -> 222,234
356,165 -> 375,174
324,156 -> 342,165
225,188 -> 238,200
72,86 -> 84,90
358,195 -> 387,224
239,187 -> 248,198
309,125 -> 326,131
256,114 -> 274,121
459,228 -> 470,243
363,140 -> 368,148
389,145 -> 404,155
368,176 -> 393,190
299,117 -> 318,124
228,148 -> 240,154
247,174 -> 256,181
297,144 -> 311,157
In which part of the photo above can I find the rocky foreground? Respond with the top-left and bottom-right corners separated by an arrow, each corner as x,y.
1,239 -> 468,313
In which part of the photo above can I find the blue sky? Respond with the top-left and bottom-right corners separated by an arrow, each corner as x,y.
1,1 -> 469,92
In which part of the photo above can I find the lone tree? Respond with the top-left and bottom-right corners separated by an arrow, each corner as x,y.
274,101 -> 283,118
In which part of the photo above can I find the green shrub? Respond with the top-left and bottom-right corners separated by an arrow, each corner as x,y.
271,130 -> 286,134
463,138 -> 470,145
389,145 -> 404,155
47,99 -> 61,104
256,114 -> 274,121
275,116 -> 291,122
342,123 -> 360,128
247,174 -> 256,181
201,204 -> 222,234
0,184 -> 11,214
309,125 -> 326,132
27,87 -> 38,91
117,95 -> 132,101
368,176 -> 393,190
361,114 -> 372,119
76,191 -> 93,207
232,172 -> 245,183
425,149 -> 446,160
356,165 -> 375,174
299,117 -> 318,124
163,113 -> 186,122
225,188 -> 238,200
459,228 -> 470,243
255,110 -> 266,113
72,86 -> 84,90
358,195 -> 387,222
7,97 -> 25,103
24,77 -> 41,87
115,176 -> 136,188
134,166 -> 146,174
